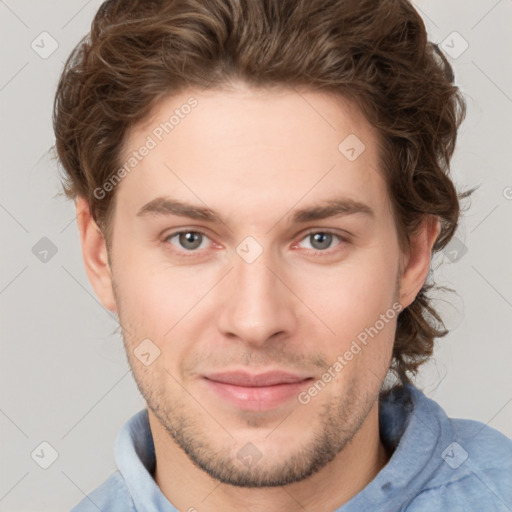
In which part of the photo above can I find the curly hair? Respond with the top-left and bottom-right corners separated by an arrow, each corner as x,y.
53,0 -> 467,386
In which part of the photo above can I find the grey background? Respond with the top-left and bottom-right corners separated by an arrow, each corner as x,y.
0,1 -> 511,510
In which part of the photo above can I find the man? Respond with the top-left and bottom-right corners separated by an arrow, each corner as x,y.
54,0 -> 512,510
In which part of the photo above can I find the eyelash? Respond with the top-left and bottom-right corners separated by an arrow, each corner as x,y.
163,229 -> 349,257
295,230 -> 349,256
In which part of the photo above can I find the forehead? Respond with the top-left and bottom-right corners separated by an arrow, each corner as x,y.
116,85 -> 387,222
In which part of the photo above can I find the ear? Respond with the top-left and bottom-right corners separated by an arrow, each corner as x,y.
75,197 -> 117,312
398,215 -> 439,308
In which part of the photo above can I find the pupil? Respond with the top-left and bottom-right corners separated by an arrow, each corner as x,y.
311,232 -> 331,250
180,232 -> 202,250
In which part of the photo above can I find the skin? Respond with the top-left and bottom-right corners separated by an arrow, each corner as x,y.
76,83 -> 438,511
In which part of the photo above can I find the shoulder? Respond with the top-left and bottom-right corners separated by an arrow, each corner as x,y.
407,417 -> 512,511
70,471 -> 136,512
450,417 -> 512,468
442,416 -> 512,479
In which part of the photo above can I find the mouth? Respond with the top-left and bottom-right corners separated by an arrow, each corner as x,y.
202,371 -> 314,411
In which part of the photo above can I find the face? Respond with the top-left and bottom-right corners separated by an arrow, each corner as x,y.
99,84 -> 408,486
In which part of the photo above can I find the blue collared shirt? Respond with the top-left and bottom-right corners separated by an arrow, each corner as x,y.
71,385 -> 512,511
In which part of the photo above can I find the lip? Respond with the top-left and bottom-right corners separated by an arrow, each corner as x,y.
204,371 -> 310,387
202,371 -> 313,411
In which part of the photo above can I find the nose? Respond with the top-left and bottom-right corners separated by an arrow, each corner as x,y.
216,250 -> 298,348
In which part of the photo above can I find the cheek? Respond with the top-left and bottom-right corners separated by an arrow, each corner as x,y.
288,250 -> 399,386
112,250 -> 218,345
111,254 -> 173,337
297,256 -> 398,340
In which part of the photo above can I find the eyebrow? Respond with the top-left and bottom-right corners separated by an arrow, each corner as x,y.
136,196 -> 374,224
137,197 -> 219,222
292,198 -> 374,223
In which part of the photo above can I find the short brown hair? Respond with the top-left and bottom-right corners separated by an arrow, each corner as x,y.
53,0 -> 467,385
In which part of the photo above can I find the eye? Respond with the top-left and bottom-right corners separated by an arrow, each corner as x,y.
166,230 -> 210,251
297,231 -> 344,251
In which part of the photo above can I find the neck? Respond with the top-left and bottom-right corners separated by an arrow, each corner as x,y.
149,402 -> 388,512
